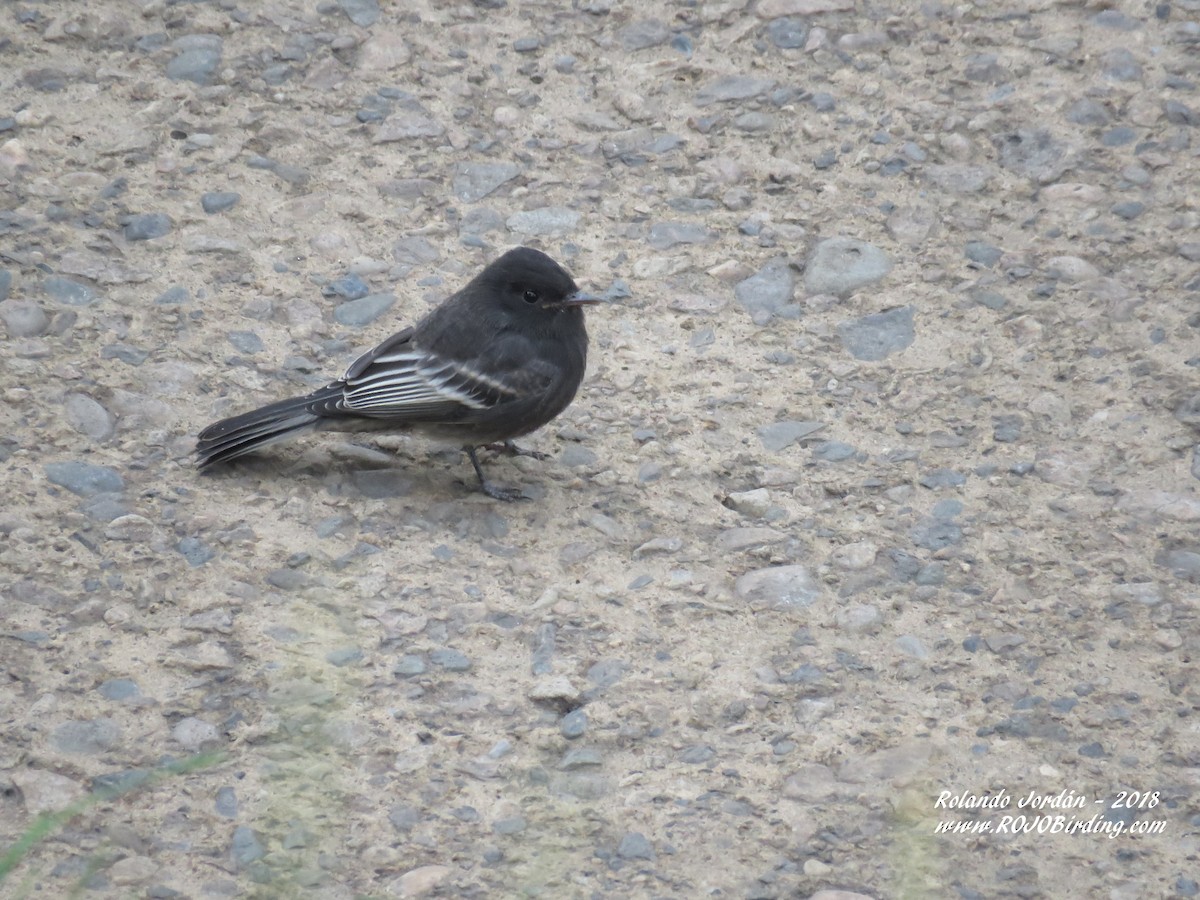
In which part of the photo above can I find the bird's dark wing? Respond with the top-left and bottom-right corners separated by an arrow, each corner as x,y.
312,329 -> 553,421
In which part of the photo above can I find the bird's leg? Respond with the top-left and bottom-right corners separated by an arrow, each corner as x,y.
465,446 -> 526,501
483,440 -> 549,461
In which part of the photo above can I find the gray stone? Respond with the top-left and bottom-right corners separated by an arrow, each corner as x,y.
98,679 -> 140,701
453,162 -> 521,202
0,269 -> 10,301
430,648 -> 472,671
734,565 -> 820,610
394,655 -> 426,677
1102,48 -> 1141,81
226,330 -> 264,354
757,420 -> 823,451
201,192 -> 240,214
335,293 -> 396,326
813,440 -> 856,462
647,221 -> 715,249
0,298 -> 49,336
617,831 -> 654,860
167,46 -> 222,84
894,635 -> 928,658
43,276 -> 98,306
1066,99 -> 1109,126
177,536 -> 215,566
215,786 -> 238,819
124,213 -> 173,241
995,128 -> 1068,183
339,0 -> 381,27
695,75 -> 777,105
619,20 -> 671,50
734,257 -> 795,323
560,709 -> 588,739
837,306 -> 915,361
767,17 -> 809,48
322,274 -> 370,300
392,236 -> 441,266
327,647 -> 364,667
920,468 -> 967,489
230,826 -> 265,867
53,718 -> 122,754
1193,446 -> 1200,482
173,717 -> 220,751
507,207 -> 581,237
805,237 -> 893,296
45,461 -> 124,496
911,518 -> 963,551
64,393 -> 115,440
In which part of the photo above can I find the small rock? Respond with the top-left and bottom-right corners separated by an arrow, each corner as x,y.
805,237 -> 893,296
44,461 -> 124,496
734,257 -> 795,323
647,221 -> 716,249
53,718 -> 122,754
339,0 -> 381,27
201,192 -> 240,214
335,293 -> 396,326
619,20 -> 670,51
837,306 -> 915,361
65,393 -> 116,441
695,75 -> 777,105
735,565 -> 820,610
725,488 -> 771,518
757,420 -> 823,452
172,717 -> 220,751
0,298 -> 49,336
42,275 -> 98,306
393,865 -> 451,897
617,831 -> 654,860
230,826 -> 265,867
124,213 -> 173,241
453,162 -> 521,202
11,769 -> 85,814
507,207 -> 580,237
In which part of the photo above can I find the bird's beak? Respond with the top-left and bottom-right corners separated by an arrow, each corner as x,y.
558,290 -> 609,307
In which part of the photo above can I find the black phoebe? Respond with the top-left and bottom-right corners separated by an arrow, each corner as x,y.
196,247 -> 607,500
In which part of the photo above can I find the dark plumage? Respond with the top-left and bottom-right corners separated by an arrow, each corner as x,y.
196,247 -> 607,499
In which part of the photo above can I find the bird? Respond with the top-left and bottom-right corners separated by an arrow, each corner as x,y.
196,246 -> 607,500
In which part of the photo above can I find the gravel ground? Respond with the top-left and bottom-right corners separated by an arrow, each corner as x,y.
2,0 -> 1199,897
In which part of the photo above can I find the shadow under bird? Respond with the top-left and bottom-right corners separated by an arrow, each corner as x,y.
196,247 -> 609,500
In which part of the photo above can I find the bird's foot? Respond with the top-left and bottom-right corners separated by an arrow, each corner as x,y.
479,480 -> 528,502
483,440 -> 549,461
466,446 -> 529,501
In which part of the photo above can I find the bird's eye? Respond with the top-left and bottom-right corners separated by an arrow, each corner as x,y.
523,290 -> 539,304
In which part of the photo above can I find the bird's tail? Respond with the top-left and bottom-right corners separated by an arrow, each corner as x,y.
196,386 -> 341,469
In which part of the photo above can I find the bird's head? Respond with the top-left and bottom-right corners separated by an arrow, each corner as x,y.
480,247 -> 607,315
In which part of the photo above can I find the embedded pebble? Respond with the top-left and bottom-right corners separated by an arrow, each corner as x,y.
1,298 -> 49,336
11,769 -> 85,814
230,826 -> 265,867
453,162 -> 521,202
42,275 -> 98,306
172,717 -> 220,751
336,293 -> 396,326
758,420 -> 823,451
735,565 -> 820,610
124,213 -> 173,241
201,191 -> 241,214
166,35 -> 223,85
837,306 -> 915,361
805,237 -> 893,296
63,393 -> 115,440
53,718 -> 122,754
695,75 -> 777,105
507,207 -> 580,237
734,257 -> 795,323
44,461 -> 124,496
